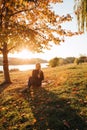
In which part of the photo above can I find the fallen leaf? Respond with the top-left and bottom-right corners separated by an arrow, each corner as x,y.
63,120 -> 70,128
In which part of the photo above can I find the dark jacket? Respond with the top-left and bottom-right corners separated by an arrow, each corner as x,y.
28,69 -> 44,87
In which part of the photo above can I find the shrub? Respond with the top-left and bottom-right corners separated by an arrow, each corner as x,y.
49,57 -> 59,67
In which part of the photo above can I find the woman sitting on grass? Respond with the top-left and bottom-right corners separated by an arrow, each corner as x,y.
28,63 -> 44,88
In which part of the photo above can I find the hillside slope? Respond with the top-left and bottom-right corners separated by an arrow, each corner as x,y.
0,63 -> 87,130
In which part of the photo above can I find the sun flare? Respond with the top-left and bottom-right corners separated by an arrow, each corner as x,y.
18,49 -> 30,59
10,49 -> 34,59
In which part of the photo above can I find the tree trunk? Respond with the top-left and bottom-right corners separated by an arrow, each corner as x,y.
2,42 -> 11,84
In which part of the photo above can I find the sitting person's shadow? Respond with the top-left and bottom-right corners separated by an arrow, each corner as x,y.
23,86 -> 87,130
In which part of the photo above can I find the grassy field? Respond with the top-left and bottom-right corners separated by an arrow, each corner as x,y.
0,63 -> 87,130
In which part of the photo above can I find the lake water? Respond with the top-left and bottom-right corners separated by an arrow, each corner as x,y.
0,63 -> 48,71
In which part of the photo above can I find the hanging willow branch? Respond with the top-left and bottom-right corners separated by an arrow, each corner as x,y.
74,0 -> 87,32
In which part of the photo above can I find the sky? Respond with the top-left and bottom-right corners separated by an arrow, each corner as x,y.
9,0 -> 87,60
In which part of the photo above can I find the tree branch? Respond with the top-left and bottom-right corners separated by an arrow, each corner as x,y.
10,4 -> 37,17
7,46 -> 16,53
0,48 -> 3,52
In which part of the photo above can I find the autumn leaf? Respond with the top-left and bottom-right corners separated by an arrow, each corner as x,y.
63,120 -> 70,128
32,118 -> 37,124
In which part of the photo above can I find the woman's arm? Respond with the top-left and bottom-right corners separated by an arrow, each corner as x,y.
40,71 -> 44,81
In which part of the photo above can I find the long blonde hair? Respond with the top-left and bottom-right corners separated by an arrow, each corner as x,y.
35,63 -> 41,70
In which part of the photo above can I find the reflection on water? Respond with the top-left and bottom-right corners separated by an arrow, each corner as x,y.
0,63 -> 48,71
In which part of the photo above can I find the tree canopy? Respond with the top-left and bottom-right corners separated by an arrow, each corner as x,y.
0,0 -> 81,54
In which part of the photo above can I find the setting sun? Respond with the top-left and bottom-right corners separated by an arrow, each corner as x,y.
9,49 -> 34,59
17,49 -> 31,59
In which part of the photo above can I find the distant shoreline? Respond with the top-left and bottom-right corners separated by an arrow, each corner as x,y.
0,57 -> 48,66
